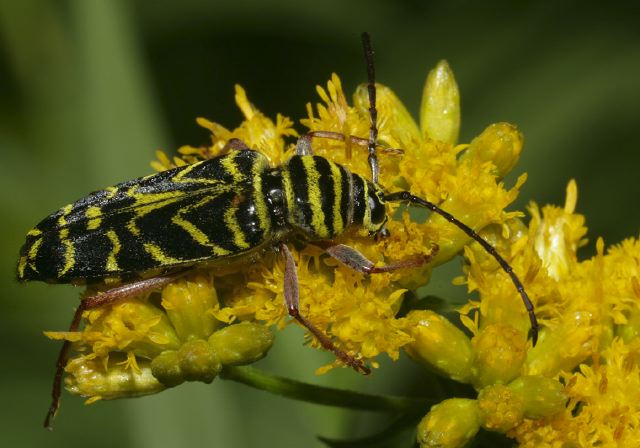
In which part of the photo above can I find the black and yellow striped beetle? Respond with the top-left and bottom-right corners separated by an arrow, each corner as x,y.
17,33 -> 538,428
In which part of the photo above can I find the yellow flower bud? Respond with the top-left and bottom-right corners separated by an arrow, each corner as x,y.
417,398 -> 481,448
65,355 -> 165,401
404,310 -> 473,383
507,375 -> 566,419
460,123 -> 523,179
161,273 -> 221,341
208,322 -> 274,366
177,339 -> 222,383
420,60 -> 460,145
525,312 -> 595,377
471,324 -> 527,389
354,83 -> 421,149
150,350 -> 184,387
468,219 -> 529,269
478,384 -> 524,432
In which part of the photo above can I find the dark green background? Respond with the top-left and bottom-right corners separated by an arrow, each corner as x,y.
1,1 -> 638,447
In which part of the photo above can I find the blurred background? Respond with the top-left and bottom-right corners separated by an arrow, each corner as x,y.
1,1 -> 638,446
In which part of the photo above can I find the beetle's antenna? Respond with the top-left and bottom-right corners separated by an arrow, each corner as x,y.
384,191 -> 539,345
361,32 -> 379,185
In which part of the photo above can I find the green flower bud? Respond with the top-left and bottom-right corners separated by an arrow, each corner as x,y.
404,311 -> 473,383
507,375 -> 566,419
151,350 -> 184,387
65,355 -> 165,401
616,307 -> 640,343
208,322 -> 274,366
161,273 -> 221,341
471,324 -> 527,389
177,339 -> 222,383
420,60 -> 460,145
460,123 -> 523,179
477,384 -> 524,433
417,398 -> 481,448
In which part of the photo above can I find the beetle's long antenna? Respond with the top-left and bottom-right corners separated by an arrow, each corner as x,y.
384,191 -> 539,345
361,32 -> 380,185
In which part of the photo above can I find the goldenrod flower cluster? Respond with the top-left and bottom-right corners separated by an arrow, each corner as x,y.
45,59 -> 640,447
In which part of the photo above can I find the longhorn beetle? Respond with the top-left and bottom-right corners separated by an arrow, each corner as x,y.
17,33 -> 538,429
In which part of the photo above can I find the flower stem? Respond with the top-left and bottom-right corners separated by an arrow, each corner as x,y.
221,366 -> 430,413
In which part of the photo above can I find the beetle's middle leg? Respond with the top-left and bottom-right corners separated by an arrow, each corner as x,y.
280,243 -> 370,375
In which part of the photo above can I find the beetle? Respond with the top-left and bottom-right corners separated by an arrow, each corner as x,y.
17,33 -> 538,428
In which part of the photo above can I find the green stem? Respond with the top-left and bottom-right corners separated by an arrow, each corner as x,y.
221,366 -> 431,413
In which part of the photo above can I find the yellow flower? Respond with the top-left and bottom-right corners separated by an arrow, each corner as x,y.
44,55 -> 640,448
50,58 -> 529,396
47,273 -> 273,402
511,339 -> 640,447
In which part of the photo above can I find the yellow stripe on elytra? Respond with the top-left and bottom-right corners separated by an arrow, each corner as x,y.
85,206 -> 102,230
28,237 -> 43,261
105,230 -> 121,272
17,256 -> 28,278
301,157 -> 328,238
144,243 -> 182,264
104,186 -> 118,199
58,239 -> 75,277
57,204 -> 73,227
172,160 -> 226,185
26,228 -> 42,237
172,213 -> 231,257
224,200 -> 250,250
20,228 -> 44,278
126,195 -> 186,237
329,161 -> 344,234
128,187 -> 185,207
221,154 -> 244,184
127,218 -> 141,237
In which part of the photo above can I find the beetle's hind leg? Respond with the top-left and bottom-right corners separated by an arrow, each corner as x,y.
44,274 -> 185,430
280,243 -> 370,375
223,138 -> 250,152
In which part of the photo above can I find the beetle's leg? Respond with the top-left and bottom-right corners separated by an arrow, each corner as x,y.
295,131 -> 402,157
223,138 -> 250,152
318,242 -> 439,274
295,131 -> 355,156
295,131 -> 368,156
280,243 -> 370,375
45,274 -> 184,430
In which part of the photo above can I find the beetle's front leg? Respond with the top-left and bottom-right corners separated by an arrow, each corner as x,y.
317,242 -> 439,274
